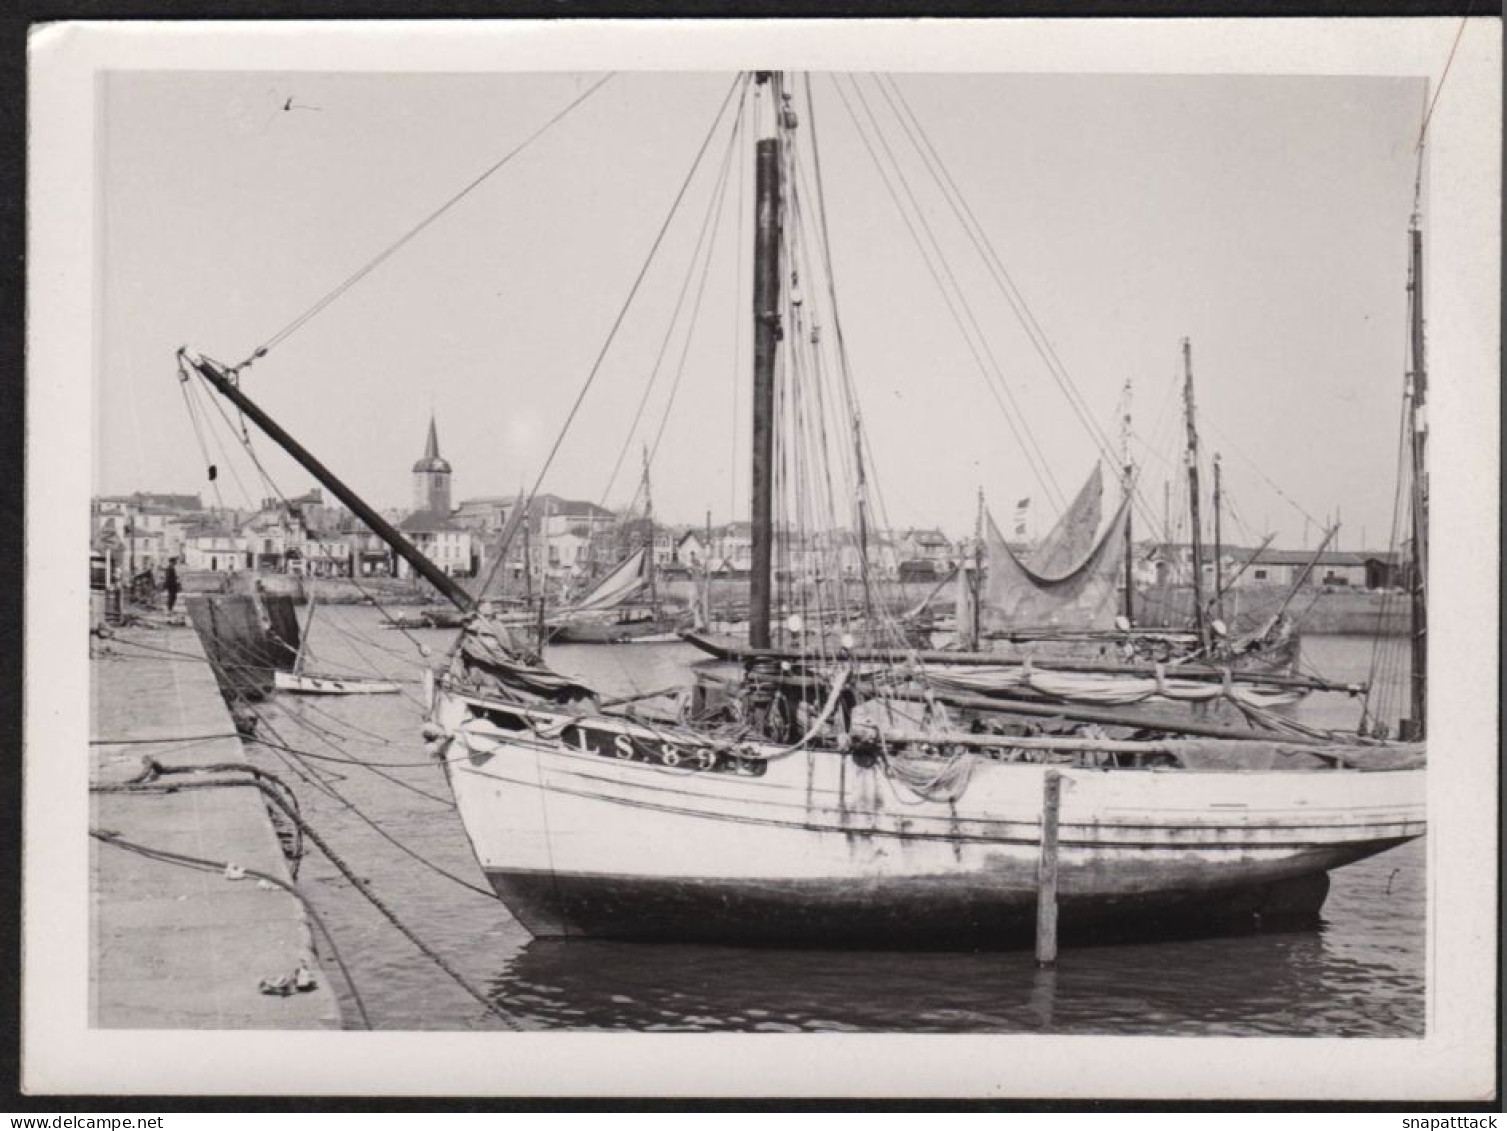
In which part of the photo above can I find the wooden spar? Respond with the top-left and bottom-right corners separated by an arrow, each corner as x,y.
293,586 -> 318,676
1406,222 -> 1428,740
1182,338 -> 1211,653
749,77 -> 782,650
703,508 -> 714,626
522,501 -> 534,608
680,631 -> 1358,692
1214,532 -> 1275,604
642,446 -> 658,614
1035,770 -> 1062,968
1123,470 -> 1135,624
971,488 -> 984,649
1212,453 -> 1224,624
1121,378 -> 1135,625
185,353 -> 477,615
883,686 -> 1325,744
1268,523 -> 1337,626
908,563 -> 960,619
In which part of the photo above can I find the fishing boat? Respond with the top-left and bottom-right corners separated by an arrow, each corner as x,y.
378,606 -> 467,632
547,549 -> 693,644
274,671 -> 401,695
937,355 -> 1308,678
548,461 -> 693,644
183,70 -> 1425,948
273,589 -> 400,695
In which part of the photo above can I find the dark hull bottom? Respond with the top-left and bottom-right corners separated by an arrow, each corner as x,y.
549,620 -> 684,644
486,867 -> 1344,950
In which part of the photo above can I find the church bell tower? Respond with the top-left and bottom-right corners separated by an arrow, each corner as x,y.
411,414 -> 452,515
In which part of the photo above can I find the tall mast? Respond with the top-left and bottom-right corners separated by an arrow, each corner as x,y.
1120,378 -> 1134,625
642,444 -> 658,612
971,487 -> 985,649
1270,523 -> 1337,626
522,501 -> 534,606
1182,338 -> 1211,654
1404,219 -> 1429,740
704,507 -> 714,626
1212,452 -> 1224,625
541,495 -> 553,631
803,73 -> 872,634
748,71 -> 784,650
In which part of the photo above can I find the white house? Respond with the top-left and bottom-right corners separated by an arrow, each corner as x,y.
182,524 -> 247,573
900,528 -> 954,569
397,510 -> 474,578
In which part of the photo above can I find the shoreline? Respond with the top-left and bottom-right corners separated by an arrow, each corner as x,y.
173,568 -> 1411,635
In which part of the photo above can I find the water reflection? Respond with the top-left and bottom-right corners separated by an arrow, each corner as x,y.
490,905 -> 1421,1036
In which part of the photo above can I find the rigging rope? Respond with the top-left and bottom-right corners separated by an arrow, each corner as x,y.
877,78 -> 1118,465
474,73 -> 751,601
1416,13 -> 1473,154
876,74 -> 1168,541
598,82 -> 750,510
832,73 -> 1067,516
647,127 -> 741,475
236,74 -> 618,371
90,824 -> 373,1030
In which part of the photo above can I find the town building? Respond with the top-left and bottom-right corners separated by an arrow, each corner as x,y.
1135,542 -> 1406,592
707,522 -> 754,574
455,494 -> 614,590
900,528 -> 955,570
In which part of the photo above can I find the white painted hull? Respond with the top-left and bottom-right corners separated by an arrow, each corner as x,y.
434,688 -> 1425,946
274,671 -> 400,695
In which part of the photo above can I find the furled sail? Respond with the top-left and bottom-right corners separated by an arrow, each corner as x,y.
569,547 -> 649,613
980,495 -> 1130,631
1029,464 -> 1103,576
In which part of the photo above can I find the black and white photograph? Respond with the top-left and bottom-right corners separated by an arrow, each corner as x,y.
25,18 -> 1499,1100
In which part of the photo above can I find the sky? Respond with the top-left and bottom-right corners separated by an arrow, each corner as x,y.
96,69 -> 1425,550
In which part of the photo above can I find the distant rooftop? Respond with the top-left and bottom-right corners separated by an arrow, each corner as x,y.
97,491 -> 204,512
398,509 -> 465,534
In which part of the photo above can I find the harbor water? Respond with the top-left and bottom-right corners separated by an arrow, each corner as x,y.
202,610 -> 1425,1035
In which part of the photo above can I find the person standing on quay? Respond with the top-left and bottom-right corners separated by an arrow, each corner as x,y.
164,558 -> 180,612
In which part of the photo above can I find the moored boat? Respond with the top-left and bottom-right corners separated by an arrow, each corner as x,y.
183,69 -> 1427,951
274,670 -> 401,695
432,672 -> 1422,945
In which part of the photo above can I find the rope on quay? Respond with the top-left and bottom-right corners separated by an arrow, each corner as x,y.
94,762 -> 529,1031
137,751 -> 494,899
90,731 -> 241,746
252,731 -> 475,772
88,826 -> 372,1030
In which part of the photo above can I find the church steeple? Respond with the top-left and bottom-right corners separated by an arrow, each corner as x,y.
411,413 -> 453,514
423,416 -> 442,464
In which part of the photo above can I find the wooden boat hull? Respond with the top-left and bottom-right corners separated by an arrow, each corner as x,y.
274,671 -> 400,695
435,689 -> 1425,948
549,615 -> 688,645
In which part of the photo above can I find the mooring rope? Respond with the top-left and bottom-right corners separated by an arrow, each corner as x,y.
93,764 -> 525,1030
236,74 -> 618,371
89,821 -> 370,1030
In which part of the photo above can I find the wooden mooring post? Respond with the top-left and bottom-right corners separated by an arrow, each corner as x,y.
1035,769 -> 1062,968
